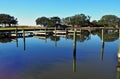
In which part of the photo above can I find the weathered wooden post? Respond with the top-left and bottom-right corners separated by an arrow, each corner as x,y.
15,26 -> 18,47
15,26 -> 18,37
118,29 -> 120,59
79,28 -> 82,40
100,29 -> 105,61
23,30 -> 26,51
117,29 -> 120,79
45,27 -> 47,35
73,28 -> 77,72
55,26 -> 57,36
54,25 -> 57,47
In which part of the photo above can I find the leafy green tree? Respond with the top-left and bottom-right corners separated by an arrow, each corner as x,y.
36,17 -> 49,26
63,14 -> 90,27
62,17 -> 71,25
98,15 -> 120,27
91,20 -> 98,26
0,14 -> 17,27
48,16 -> 61,27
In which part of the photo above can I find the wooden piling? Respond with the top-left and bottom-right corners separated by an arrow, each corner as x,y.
73,28 -> 76,72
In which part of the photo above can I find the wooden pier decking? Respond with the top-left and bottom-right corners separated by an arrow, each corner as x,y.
33,30 -> 53,36
1,27 -> 120,38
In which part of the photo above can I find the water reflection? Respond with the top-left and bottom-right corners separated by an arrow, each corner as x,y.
0,29 -> 119,79
16,36 -> 18,47
23,34 -> 26,51
50,36 -> 60,47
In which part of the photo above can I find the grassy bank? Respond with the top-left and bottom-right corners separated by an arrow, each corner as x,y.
0,26 -> 41,31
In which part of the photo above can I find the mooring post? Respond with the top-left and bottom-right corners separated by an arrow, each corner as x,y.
73,28 -> 77,72
118,29 -> 120,58
23,30 -> 26,51
15,26 -> 18,47
117,29 -> 120,79
55,26 -> 57,36
100,29 -> 105,61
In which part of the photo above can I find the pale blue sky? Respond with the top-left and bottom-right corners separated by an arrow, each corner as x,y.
0,0 -> 120,25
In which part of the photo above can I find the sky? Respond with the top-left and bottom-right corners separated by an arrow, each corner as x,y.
0,0 -> 120,25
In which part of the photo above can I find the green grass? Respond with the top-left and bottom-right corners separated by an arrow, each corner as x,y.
0,27 -> 39,31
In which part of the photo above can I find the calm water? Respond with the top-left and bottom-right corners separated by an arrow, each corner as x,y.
0,30 -> 119,79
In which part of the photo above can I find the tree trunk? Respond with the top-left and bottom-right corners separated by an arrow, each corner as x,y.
8,23 -> 11,27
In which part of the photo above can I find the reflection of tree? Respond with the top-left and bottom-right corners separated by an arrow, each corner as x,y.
67,30 -> 91,42
95,29 -> 118,42
50,36 -> 60,47
0,38 -> 12,43
49,36 -> 60,42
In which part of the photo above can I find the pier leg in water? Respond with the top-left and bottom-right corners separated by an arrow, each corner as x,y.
16,37 -> 18,47
23,30 -> 26,51
54,26 -> 57,47
15,27 -> 18,47
117,29 -> 120,79
45,27 -> 47,43
100,29 -> 105,61
73,28 -> 77,72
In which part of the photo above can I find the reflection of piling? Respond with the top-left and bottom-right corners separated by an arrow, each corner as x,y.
73,29 -> 77,72
23,30 -> 26,51
100,29 -> 104,61
55,36 -> 57,47
16,37 -> 18,47
100,42 -> 104,61
16,26 -> 18,47
45,37 -> 47,43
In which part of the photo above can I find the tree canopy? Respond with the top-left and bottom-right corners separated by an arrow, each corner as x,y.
36,14 -> 120,28
62,14 -> 90,27
0,14 -> 18,27
98,15 -> 120,27
36,17 -> 49,26
36,16 -> 61,27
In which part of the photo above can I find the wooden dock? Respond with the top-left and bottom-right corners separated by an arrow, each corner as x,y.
11,31 -> 33,37
33,30 -> 53,36
53,30 -> 67,34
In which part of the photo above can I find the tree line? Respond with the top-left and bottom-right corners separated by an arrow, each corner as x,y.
0,13 -> 120,28
36,14 -> 120,28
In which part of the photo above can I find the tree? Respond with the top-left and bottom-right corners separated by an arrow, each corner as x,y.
36,17 -> 49,26
91,20 -> 98,26
62,17 -> 71,25
0,14 -> 18,27
63,14 -> 90,27
98,15 -> 120,27
48,16 -> 61,27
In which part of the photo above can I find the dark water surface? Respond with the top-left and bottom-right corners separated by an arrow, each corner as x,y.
0,30 -> 119,79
